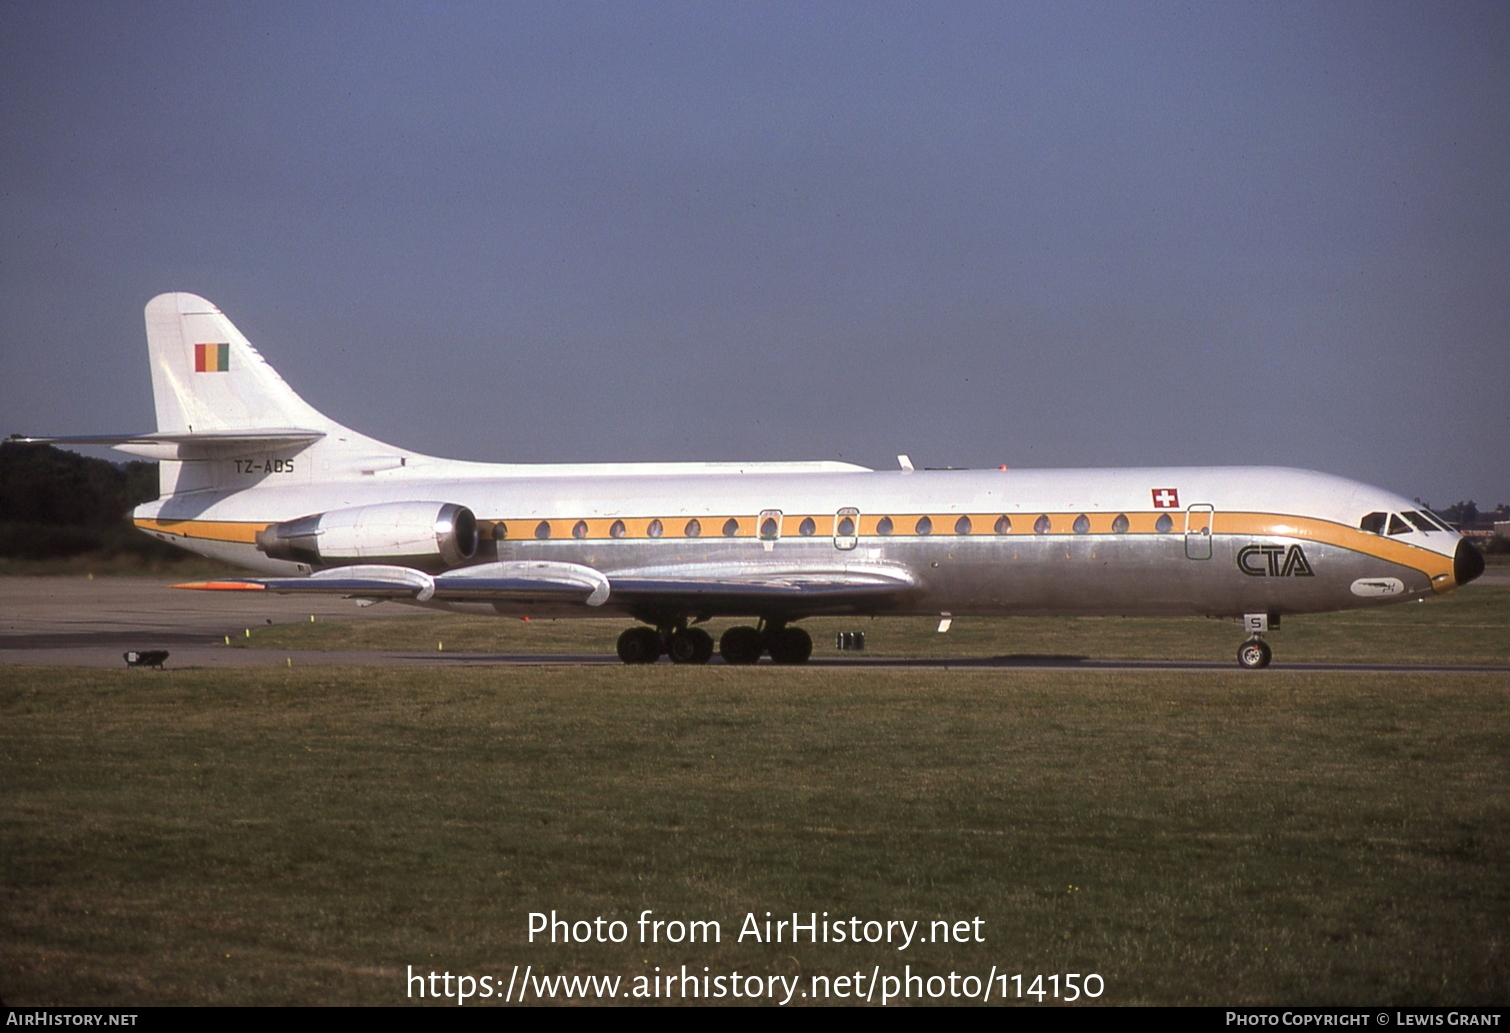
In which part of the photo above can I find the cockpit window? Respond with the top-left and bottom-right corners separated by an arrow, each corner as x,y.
1402,511 -> 1436,533
1387,514 -> 1411,536
1360,512 -> 1387,534
1423,510 -> 1455,532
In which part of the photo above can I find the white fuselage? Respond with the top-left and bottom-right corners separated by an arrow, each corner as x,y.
134,460 -> 1467,621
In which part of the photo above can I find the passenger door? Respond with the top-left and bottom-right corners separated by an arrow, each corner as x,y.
1184,503 -> 1214,560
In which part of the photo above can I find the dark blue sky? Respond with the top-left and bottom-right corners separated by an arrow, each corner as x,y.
4,2 -> 1506,506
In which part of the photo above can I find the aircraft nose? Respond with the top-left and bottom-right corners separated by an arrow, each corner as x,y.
1454,538 -> 1486,587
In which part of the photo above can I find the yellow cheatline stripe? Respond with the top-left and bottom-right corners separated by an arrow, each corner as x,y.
1217,512 -> 1455,589
782,513 -> 832,538
487,516 -> 760,541
135,518 -> 267,544
137,510 -> 1455,586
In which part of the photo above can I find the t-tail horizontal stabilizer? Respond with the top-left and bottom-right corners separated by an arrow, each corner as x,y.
13,430 -> 325,461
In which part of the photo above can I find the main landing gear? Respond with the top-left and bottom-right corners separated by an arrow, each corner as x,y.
614,621 -> 812,665
719,623 -> 812,665
615,625 -> 713,665
1237,613 -> 1276,670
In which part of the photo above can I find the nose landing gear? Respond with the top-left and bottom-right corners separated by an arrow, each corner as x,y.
1237,613 -> 1276,669
1237,638 -> 1272,669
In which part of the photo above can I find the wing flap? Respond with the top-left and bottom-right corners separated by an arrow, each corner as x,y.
607,564 -> 918,615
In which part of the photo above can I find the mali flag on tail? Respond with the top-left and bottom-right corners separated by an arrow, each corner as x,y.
195,343 -> 230,372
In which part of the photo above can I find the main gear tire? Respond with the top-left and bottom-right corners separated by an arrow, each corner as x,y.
616,627 -> 662,665
669,627 -> 714,665
719,626 -> 764,665
768,626 -> 813,665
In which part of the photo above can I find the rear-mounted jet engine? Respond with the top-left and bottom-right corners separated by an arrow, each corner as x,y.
255,501 -> 477,571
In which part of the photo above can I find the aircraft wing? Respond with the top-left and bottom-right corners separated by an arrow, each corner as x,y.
176,561 -> 916,615
178,561 -> 611,606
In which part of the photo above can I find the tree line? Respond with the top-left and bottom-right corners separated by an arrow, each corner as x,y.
0,441 -> 179,560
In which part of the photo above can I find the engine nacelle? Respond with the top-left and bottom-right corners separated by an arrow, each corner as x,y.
255,501 -> 478,570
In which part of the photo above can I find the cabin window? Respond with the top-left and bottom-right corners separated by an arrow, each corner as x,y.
610,519 -> 626,539
1359,512 -> 1387,534
1387,514 -> 1411,536
534,521 -> 551,539
1155,513 -> 1173,533
1403,511 -> 1435,533
1073,514 -> 1090,534
799,517 -> 816,536
685,518 -> 702,537
648,519 -> 664,538
994,515 -> 1012,534
1034,514 -> 1051,534
1111,514 -> 1129,534
954,515 -> 972,535
722,517 -> 740,537
572,520 -> 588,539
492,522 -> 508,540
837,515 -> 856,536
915,516 -> 933,535
761,517 -> 779,539
877,516 -> 894,536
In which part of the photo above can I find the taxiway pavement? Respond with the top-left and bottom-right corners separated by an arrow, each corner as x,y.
3,572 -> 1507,673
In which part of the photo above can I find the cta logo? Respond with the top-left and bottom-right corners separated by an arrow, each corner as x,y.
1237,544 -> 1314,577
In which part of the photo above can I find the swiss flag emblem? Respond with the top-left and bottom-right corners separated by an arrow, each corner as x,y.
1151,488 -> 1180,509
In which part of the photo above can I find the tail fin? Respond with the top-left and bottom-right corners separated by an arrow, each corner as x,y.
145,292 -> 330,434
139,293 -> 411,499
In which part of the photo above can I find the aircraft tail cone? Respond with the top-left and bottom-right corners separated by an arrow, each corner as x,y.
1454,538 -> 1486,587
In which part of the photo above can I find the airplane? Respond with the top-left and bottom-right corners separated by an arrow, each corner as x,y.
21,292 -> 1485,668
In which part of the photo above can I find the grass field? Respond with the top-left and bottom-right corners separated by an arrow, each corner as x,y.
2,662 -> 1507,1006
235,582 -> 1510,667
